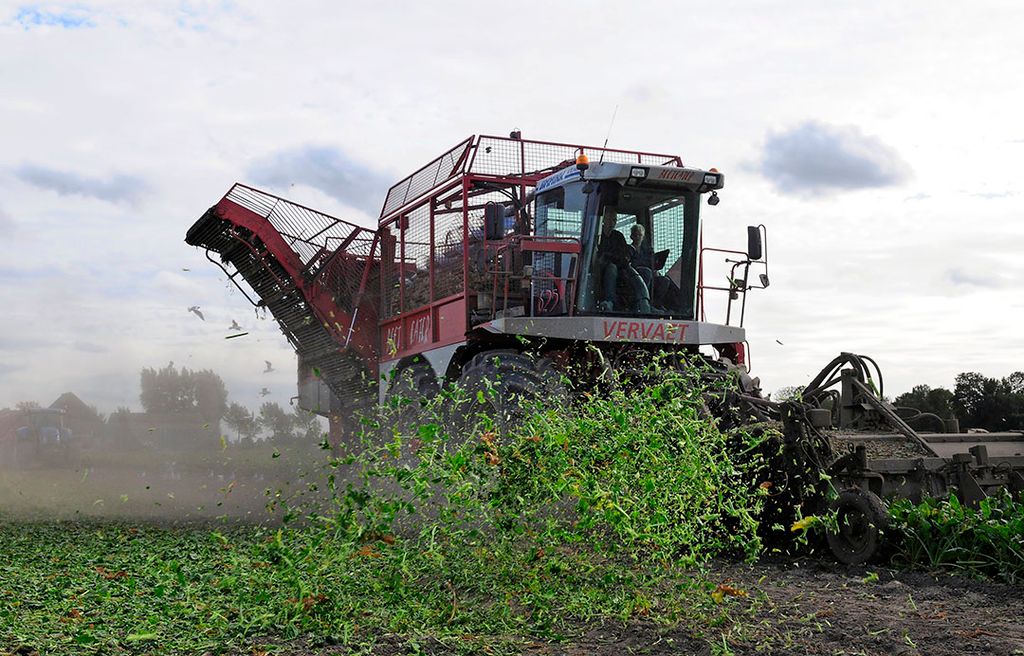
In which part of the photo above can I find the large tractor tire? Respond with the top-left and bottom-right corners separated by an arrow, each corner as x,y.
458,349 -> 564,429
826,488 -> 890,565
386,359 -> 440,406
384,359 -> 440,434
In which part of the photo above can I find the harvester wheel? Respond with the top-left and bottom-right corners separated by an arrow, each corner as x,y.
826,488 -> 889,565
385,359 -> 440,433
387,359 -> 439,406
458,349 -> 564,428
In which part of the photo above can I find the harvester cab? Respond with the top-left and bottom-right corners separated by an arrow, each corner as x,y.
529,158 -> 722,319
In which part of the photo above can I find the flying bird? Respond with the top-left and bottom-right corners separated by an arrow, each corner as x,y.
188,306 -> 205,321
775,339 -> 784,346
260,387 -> 271,397
263,361 -> 274,373
181,268 -> 190,272
229,319 -> 242,331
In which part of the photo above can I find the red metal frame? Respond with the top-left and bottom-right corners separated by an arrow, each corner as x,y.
204,137 -> 690,371
212,191 -> 379,368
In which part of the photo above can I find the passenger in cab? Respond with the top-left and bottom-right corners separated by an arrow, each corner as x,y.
597,206 -> 651,313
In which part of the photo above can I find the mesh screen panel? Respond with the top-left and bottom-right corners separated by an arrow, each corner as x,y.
529,251 -> 575,317
433,209 -> 464,299
402,204 -> 432,312
651,200 -> 685,283
381,138 -> 473,217
535,203 -> 584,239
226,185 -> 373,264
379,228 -> 400,319
317,236 -> 376,314
470,136 -> 682,178
380,136 -> 682,222
224,184 -> 377,313
465,190 -> 509,298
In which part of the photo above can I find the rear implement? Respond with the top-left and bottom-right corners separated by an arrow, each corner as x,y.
757,353 -> 1024,563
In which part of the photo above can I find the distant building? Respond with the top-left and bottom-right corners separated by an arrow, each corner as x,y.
49,392 -> 105,448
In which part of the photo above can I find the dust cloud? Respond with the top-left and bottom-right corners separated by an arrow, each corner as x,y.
0,401 -> 335,525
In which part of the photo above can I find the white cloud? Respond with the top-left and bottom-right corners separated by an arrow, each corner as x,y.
15,164 -> 150,205
247,144 -> 393,216
0,204 -> 13,234
946,268 -> 1006,289
755,121 -> 911,195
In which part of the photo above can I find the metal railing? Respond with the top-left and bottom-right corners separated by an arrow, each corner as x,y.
226,184 -> 376,268
380,135 -> 685,222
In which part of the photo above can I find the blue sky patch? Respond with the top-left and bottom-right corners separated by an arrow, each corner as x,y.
15,5 -> 95,29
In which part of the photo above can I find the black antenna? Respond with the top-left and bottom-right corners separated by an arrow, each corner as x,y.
598,105 -> 619,165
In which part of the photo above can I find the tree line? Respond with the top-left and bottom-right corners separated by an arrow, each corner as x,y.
129,362 -> 324,445
896,371 -> 1024,432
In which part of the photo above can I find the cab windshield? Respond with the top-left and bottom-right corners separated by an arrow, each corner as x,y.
534,180 -> 700,319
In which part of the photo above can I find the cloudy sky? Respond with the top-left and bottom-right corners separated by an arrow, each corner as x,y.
1,1 -> 1022,414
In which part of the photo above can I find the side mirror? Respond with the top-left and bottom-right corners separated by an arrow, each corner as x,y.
746,226 -> 763,261
484,202 -> 505,240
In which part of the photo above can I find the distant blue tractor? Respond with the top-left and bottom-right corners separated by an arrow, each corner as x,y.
14,408 -> 73,466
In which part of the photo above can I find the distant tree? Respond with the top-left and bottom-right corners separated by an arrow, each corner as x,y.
954,372 -> 991,424
139,363 -> 228,424
292,406 -> 324,443
1005,371 -> 1024,396
223,402 -> 258,442
951,372 -> 1024,431
259,402 -> 295,444
998,373 -> 1024,429
772,386 -> 804,402
15,401 -> 40,412
893,384 -> 955,419
107,406 -> 139,448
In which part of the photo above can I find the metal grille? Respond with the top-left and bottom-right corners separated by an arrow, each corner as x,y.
380,137 -> 473,218
380,227 -> 400,319
226,184 -> 374,267
402,204 -> 432,311
433,208 -> 464,299
530,252 -> 576,317
379,135 -> 683,222
465,190 -> 508,298
470,136 -> 682,178
317,234 -> 376,314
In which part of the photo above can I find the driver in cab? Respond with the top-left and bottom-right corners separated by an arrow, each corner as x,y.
596,205 -> 651,314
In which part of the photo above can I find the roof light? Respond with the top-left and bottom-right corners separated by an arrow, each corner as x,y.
575,152 -> 590,172
709,167 -> 719,173
630,167 -> 648,178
